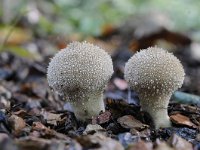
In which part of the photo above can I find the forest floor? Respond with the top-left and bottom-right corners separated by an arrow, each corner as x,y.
0,14 -> 200,150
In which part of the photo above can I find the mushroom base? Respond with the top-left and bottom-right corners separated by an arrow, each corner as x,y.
70,92 -> 105,121
144,107 -> 171,129
140,95 -> 171,129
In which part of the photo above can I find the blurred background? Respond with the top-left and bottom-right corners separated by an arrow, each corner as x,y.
0,0 -> 200,109
1,0 -> 200,54
1,1 -> 200,148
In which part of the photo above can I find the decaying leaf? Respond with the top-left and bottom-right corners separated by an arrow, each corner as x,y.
76,133 -> 124,150
83,124 -> 106,135
130,128 -> 151,140
0,26 -> 32,45
155,140 -> 174,150
127,140 -> 153,150
118,115 -> 148,130
92,111 -> 111,124
8,115 -> 26,133
32,122 -> 69,140
40,110 -> 61,126
13,109 -> 29,118
168,134 -> 193,150
0,85 -> 11,110
16,136 -> 72,150
170,113 -> 197,128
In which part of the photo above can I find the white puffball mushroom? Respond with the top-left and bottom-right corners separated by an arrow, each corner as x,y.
47,41 -> 113,121
124,47 -> 185,129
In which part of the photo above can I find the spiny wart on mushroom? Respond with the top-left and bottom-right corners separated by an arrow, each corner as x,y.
124,47 -> 185,129
47,41 -> 113,121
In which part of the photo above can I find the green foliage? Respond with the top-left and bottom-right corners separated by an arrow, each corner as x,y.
1,0 -> 200,36
138,0 -> 200,31
3,46 -> 36,59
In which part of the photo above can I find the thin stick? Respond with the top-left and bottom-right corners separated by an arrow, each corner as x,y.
0,11 -> 27,52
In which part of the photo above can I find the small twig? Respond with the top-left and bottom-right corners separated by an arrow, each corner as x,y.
172,91 -> 200,105
0,11 -> 27,52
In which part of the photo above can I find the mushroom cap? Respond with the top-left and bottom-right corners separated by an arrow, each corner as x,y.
47,41 -> 113,98
124,47 -> 185,96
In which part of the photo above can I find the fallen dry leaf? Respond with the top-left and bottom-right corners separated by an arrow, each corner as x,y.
32,122 -> 49,131
0,85 -> 11,110
130,128 -> 151,140
32,122 -> 68,140
92,111 -> 111,124
83,124 -> 106,135
155,140 -> 174,150
13,109 -> 29,118
129,128 -> 140,136
85,37 -> 117,54
0,26 -> 32,45
127,140 -> 153,150
8,115 -> 26,133
118,115 -> 148,130
40,110 -> 61,126
101,24 -> 116,36
16,136 -> 74,150
168,134 -> 193,150
170,113 -> 197,128
77,133 -> 124,150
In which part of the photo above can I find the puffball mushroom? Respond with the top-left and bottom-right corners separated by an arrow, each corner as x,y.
47,41 -> 113,121
124,47 -> 185,129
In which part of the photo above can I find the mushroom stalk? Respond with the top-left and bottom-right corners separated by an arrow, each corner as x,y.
70,92 -> 105,120
124,47 -> 185,129
140,94 -> 171,129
